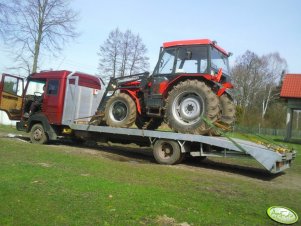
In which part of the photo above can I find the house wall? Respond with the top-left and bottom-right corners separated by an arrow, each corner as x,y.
0,110 -> 16,126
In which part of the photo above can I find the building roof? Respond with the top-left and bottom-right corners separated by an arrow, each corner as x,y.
280,74 -> 301,98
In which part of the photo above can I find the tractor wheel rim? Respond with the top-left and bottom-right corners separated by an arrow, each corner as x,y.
33,128 -> 43,140
109,100 -> 128,122
172,91 -> 204,125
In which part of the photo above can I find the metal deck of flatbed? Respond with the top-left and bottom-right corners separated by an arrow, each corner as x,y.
70,124 -> 296,174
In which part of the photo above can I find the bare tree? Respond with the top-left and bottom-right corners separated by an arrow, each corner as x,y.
232,50 -> 287,124
98,28 -> 149,81
8,0 -> 79,74
98,28 -> 122,80
0,0 -> 13,38
119,30 -> 132,77
129,34 -> 149,75
232,51 -> 266,109
260,53 -> 287,119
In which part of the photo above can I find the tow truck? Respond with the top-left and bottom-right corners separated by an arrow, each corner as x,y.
0,70 -> 295,174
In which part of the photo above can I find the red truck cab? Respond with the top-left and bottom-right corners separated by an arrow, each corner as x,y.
0,70 -> 104,143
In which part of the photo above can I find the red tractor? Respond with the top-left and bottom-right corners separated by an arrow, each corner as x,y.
94,39 -> 236,135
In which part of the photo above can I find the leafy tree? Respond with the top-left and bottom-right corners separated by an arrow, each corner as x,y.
98,28 -> 149,81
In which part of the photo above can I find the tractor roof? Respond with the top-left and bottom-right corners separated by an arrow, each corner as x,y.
163,39 -> 229,56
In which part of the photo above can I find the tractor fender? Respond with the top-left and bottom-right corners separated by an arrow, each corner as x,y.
161,75 -> 235,100
27,113 -> 58,140
162,74 -> 216,97
216,82 -> 234,98
223,87 -> 235,100
121,90 -> 142,114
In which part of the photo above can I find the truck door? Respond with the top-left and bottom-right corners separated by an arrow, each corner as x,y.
0,73 -> 24,120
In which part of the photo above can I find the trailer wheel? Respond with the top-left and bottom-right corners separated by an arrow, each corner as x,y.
105,93 -> 137,127
30,123 -> 48,144
153,139 -> 182,165
165,80 -> 220,135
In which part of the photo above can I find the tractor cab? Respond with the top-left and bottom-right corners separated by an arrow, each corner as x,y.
153,39 -> 231,83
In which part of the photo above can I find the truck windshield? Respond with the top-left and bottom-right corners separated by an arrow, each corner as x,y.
210,47 -> 230,75
26,80 -> 45,96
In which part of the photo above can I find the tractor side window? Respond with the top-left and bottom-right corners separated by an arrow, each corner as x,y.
47,80 -> 59,95
3,76 -> 18,95
157,49 -> 176,74
211,47 -> 230,75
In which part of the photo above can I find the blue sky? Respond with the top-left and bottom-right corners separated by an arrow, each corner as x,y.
0,0 -> 301,76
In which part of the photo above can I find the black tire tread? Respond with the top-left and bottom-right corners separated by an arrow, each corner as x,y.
135,117 -> 163,130
104,93 -> 136,128
219,94 -> 236,125
165,80 -> 220,135
30,123 -> 48,144
153,139 -> 182,165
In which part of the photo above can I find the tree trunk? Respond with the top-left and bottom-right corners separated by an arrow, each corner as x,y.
32,36 -> 42,73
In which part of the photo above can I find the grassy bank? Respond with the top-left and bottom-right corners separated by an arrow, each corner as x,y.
0,125 -> 300,225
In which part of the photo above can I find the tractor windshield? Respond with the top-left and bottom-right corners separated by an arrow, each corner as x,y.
175,46 -> 208,73
154,45 -> 230,76
210,47 -> 230,75
154,46 -> 209,75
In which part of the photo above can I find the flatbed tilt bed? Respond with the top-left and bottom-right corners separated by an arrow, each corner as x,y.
70,124 -> 296,174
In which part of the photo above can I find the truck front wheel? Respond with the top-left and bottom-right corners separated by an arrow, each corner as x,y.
105,93 -> 137,128
153,139 -> 182,165
30,123 -> 48,144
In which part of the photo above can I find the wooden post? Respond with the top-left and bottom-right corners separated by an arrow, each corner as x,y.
285,108 -> 293,141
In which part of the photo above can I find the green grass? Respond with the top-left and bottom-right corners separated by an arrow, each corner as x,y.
0,127 -> 300,225
0,124 -> 26,136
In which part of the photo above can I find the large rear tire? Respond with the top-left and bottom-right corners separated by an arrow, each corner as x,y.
209,94 -> 236,136
105,93 -> 136,128
219,94 -> 236,125
165,80 -> 220,135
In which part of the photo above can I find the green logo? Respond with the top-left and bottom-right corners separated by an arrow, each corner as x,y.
267,206 -> 298,224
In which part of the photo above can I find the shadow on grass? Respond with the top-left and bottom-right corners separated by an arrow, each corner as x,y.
183,157 -> 283,181
13,136 -> 284,181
